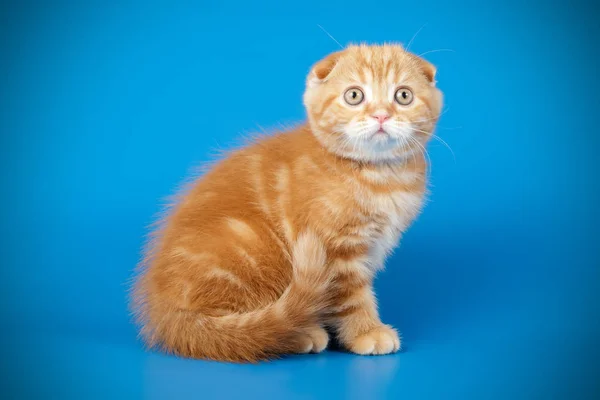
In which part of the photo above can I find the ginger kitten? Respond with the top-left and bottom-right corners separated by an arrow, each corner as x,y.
132,44 -> 443,362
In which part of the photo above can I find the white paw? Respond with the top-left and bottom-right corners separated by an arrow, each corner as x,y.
348,325 -> 401,355
298,326 -> 329,353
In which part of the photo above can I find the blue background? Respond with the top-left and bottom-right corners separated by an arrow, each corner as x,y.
2,1 -> 599,399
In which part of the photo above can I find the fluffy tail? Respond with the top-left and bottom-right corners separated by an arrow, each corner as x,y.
135,232 -> 333,363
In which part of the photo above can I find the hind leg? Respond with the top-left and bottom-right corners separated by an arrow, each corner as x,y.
155,218 -> 293,314
295,326 -> 329,354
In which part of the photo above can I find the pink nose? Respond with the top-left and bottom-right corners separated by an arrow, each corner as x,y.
372,114 -> 390,124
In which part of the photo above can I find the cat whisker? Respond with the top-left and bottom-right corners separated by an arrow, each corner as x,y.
406,136 -> 424,172
407,136 -> 432,178
431,135 -> 455,162
398,136 -> 415,173
416,107 -> 452,123
350,136 -> 359,157
407,126 -> 456,162
418,48 -> 456,57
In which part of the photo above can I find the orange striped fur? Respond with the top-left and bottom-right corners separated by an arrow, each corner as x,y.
131,44 -> 443,362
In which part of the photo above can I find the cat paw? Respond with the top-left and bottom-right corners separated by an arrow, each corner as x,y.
347,325 -> 401,355
297,326 -> 329,354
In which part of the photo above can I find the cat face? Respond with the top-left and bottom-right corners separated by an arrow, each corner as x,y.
303,44 -> 443,163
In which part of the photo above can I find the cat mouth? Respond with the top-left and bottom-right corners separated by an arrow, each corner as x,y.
370,128 -> 390,138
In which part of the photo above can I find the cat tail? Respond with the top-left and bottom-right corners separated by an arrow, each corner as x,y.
139,231 -> 334,363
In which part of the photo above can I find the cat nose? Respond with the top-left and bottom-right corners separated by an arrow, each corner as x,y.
372,114 -> 390,124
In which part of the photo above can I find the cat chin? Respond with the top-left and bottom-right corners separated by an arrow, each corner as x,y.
338,145 -> 416,164
369,135 -> 393,147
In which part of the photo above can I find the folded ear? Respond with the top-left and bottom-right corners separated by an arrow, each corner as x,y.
308,50 -> 345,86
410,54 -> 437,84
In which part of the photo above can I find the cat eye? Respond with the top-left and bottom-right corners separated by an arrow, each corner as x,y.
343,87 -> 365,106
394,87 -> 414,106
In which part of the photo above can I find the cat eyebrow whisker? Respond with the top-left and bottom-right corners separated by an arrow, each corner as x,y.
317,24 -> 344,49
405,23 -> 428,52
418,48 -> 456,57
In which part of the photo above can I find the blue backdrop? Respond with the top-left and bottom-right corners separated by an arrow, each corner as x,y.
2,1 -> 599,399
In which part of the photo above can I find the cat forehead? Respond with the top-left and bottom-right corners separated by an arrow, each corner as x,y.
344,44 -> 407,62
332,46 -> 416,82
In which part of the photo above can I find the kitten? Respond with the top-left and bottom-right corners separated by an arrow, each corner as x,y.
131,43 -> 443,362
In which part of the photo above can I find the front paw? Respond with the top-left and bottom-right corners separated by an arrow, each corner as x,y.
347,325 -> 401,355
